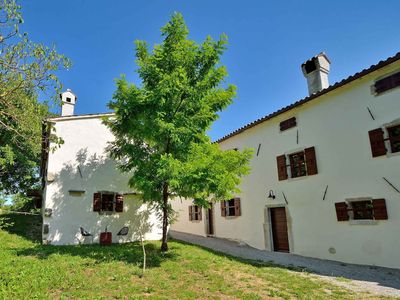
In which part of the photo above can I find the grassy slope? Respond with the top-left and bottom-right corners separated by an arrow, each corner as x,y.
0,214 -> 382,299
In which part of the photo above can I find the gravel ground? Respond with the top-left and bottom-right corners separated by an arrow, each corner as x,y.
170,230 -> 400,298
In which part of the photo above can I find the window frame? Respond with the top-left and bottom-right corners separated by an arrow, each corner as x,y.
289,151 -> 307,178
387,124 -> 400,154
350,200 -> 374,220
189,205 -> 202,221
225,199 -> 236,217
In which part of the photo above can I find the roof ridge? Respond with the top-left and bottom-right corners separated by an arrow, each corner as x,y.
215,51 -> 400,143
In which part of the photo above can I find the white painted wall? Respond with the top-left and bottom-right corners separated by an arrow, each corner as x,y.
171,61 -> 400,269
43,116 -> 163,245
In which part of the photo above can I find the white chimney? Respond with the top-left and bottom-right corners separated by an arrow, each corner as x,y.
301,53 -> 331,96
60,89 -> 77,116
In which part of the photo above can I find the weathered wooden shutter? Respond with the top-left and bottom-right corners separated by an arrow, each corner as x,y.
276,155 -> 288,180
93,192 -> 101,212
189,206 -> 193,221
280,117 -> 297,131
368,128 -> 387,157
220,201 -> 226,217
372,199 -> 388,220
335,202 -> 349,221
305,147 -> 318,175
198,207 -> 202,221
115,194 -> 124,212
234,197 -> 241,216
375,72 -> 400,94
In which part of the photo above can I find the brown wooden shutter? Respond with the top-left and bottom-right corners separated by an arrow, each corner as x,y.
305,146 -> 318,175
276,155 -> 288,180
335,202 -> 349,221
368,128 -> 387,157
372,199 -> 388,220
234,197 -> 241,216
189,206 -> 193,221
280,117 -> 297,131
115,194 -> 124,212
220,201 -> 226,217
375,72 -> 400,94
93,192 -> 101,212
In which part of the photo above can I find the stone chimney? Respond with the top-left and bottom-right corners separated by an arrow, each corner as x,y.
301,53 -> 331,95
60,89 -> 77,116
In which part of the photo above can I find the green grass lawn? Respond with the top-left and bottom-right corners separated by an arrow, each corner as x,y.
0,213 -> 383,299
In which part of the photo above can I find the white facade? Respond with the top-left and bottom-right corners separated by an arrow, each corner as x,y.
171,56 -> 400,269
42,114 -> 163,245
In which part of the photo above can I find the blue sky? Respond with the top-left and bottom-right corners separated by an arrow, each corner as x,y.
20,0 -> 400,141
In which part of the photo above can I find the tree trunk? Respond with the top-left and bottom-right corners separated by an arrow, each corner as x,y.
160,182 -> 169,252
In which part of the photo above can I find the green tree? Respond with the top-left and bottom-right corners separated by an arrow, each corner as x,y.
0,1 -> 70,195
106,13 -> 252,251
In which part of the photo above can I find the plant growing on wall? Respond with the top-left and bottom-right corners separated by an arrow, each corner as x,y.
106,12 -> 252,251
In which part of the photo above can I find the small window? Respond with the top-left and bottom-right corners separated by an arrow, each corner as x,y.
374,71 -> 400,94
387,125 -> 400,153
189,205 -> 202,221
351,201 -> 373,220
66,97 -> 72,103
221,198 -> 241,217
368,124 -> 400,157
289,152 -> 307,178
101,193 -> 114,211
276,147 -> 318,181
335,199 -> 388,221
93,192 -> 124,213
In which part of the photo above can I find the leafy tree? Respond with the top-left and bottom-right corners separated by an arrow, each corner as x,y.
107,13 -> 252,251
0,1 -> 70,195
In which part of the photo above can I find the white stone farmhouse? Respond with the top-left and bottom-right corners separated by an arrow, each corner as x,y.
40,52 -> 400,269
171,52 -> 400,269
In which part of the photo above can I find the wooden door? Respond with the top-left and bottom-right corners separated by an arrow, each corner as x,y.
207,204 -> 214,235
270,207 -> 289,252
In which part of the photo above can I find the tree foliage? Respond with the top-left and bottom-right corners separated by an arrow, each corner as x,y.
0,1 -> 70,194
107,13 -> 252,251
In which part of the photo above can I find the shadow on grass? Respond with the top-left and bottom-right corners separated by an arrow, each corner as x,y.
1,213 -> 177,268
0,213 -> 42,242
16,241 -> 178,268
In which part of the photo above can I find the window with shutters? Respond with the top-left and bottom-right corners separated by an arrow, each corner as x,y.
93,192 -> 124,213
368,124 -> 400,157
374,71 -> 400,95
334,198 -> 388,222
221,198 -> 241,217
188,205 -> 202,221
277,147 -> 318,180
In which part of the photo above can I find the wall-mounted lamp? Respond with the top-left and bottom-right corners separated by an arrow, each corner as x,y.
267,190 -> 276,200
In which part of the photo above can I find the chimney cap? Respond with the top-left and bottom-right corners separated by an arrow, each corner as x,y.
61,88 -> 78,100
301,52 -> 331,67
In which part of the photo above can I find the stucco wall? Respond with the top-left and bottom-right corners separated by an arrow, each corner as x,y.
43,117 -> 163,245
171,61 -> 400,269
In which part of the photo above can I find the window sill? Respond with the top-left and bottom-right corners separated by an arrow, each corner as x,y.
224,216 -> 239,219
287,175 -> 309,182
98,211 -> 117,215
386,151 -> 400,158
189,220 -> 202,223
349,220 -> 378,226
